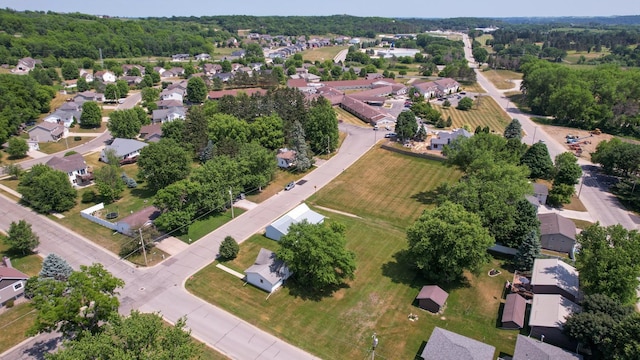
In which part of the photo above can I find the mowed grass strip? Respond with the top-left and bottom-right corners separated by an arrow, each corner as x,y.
308,146 -> 462,229
186,213 -> 519,360
437,95 -> 511,134
299,46 -> 349,63
482,70 -> 522,90
0,302 -> 37,353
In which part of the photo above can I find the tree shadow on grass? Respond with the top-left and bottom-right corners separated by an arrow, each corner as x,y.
410,189 -> 441,206
286,281 -> 350,302
381,249 -> 472,292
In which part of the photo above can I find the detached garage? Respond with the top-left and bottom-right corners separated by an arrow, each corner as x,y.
265,203 -> 325,241
416,285 -> 448,313
501,293 -> 527,329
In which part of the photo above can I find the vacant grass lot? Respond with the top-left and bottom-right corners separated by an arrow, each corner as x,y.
308,146 -> 462,229
437,95 -> 511,135
482,70 -> 522,90
187,212 -> 519,360
300,46 -> 349,63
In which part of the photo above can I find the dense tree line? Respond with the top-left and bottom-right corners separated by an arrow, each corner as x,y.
520,58 -> 640,136
0,9 -> 229,62
0,74 -> 55,144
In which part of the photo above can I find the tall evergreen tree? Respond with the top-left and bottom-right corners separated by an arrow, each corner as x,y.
504,119 -> 523,140
39,253 -> 74,281
514,230 -> 541,271
292,121 -> 311,171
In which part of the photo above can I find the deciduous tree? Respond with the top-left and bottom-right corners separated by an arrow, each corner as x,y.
277,221 -> 356,293
94,164 -> 125,203
48,312 -> 202,360
6,136 -> 29,158
138,139 -> 191,191
407,201 -> 494,282
305,97 -> 339,155
6,220 -> 39,254
456,97 -> 473,110
186,76 -> 207,104
107,109 -> 142,139
18,164 -> 77,213
28,263 -> 124,337
396,110 -> 418,141
80,101 -> 102,128
575,224 -> 640,305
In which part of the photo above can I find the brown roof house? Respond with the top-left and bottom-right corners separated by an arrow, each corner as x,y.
46,153 -> 93,186
416,285 -> 448,313
531,258 -> 580,303
513,334 -> 583,360
0,257 -> 29,307
420,327 -> 496,360
528,294 -> 581,350
27,122 -> 67,143
276,148 -> 296,169
538,213 -> 577,255
244,248 -> 291,293
139,123 -> 163,143
501,293 -> 527,329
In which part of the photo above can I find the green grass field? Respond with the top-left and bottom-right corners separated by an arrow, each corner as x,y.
177,208 -> 245,243
308,146 -> 462,229
437,95 -> 511,134
300,46 -> 349,63
0,302 -> 37,353
482,70 -> 522,90
187,212 -> 519,360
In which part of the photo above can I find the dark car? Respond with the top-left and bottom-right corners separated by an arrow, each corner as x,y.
284,181 -> 296,191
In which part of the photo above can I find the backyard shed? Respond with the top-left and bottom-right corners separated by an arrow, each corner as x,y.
501,293 -> 527,329
265,203 -> 325,241
416,285 -> 448,313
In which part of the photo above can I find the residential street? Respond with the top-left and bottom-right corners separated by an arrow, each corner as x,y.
1,124 -> 377,359
461,34 -> 639,230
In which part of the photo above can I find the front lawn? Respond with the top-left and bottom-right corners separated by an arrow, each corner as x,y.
38,136 -> 93,154
0,235 -> 43,276
0,302 -> 37,353
437,95 -> 511,134
187,212 -> 519,360
307,146 -> 462,229
177,207 -> 245,243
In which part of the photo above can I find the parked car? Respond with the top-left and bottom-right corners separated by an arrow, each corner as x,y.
385,132 -> 397,138
284,181 -> 296,191
460,92 -> 466,95
373,125 -> 379,130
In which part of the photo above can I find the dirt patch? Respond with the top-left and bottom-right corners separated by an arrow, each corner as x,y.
535,125 -> 614,161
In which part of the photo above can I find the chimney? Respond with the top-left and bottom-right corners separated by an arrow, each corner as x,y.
2,256 -> 12,268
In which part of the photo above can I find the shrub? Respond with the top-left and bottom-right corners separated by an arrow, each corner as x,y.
219,236 -> 239,260
5,299 -> 14,308
81,190 -> 96,203
64,151 -> 78,156
74,136 -> 82,141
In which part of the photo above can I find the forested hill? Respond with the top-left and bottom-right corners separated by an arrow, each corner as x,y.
0,9 -> 232,60
499,15 -> 640,25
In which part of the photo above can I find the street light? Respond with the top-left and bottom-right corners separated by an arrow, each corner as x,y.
532,126 -> 538,144
228,188 -> 234,219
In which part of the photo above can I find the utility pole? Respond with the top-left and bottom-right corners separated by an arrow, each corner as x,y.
327,134 -> 330,155
229,188 -> 234,219
532,126 -> 538,143
139,228 -> 148,266
578,176 -> 585,198
371,332 -> 379,360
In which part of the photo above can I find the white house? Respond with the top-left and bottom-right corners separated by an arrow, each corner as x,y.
265,203 -> 325,241
100,138 -> 148,163
160,88 -> 184,102
151,106 -> 186,124
46,153 -> 92,186
244,248 -> 291,293
276,148 -> 296,169
194,53 -> 211,61
0,257 -> 29,307
94,70 -> 116,83
430,128 -> 472,151
44,109 -> 80,128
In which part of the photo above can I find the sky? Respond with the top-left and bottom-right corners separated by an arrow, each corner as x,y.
3,0 -> 640,18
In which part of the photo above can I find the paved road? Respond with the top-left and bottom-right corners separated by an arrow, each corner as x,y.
1,124 -> 377,360
461,34 -> 639,230
333,49 -> 348,64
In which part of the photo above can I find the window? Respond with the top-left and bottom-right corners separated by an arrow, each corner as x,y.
13,282 -> 23,291
260,279 -> 263,283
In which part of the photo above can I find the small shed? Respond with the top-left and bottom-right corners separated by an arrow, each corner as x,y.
501,293 -> 527,329
416,285 -> 448,313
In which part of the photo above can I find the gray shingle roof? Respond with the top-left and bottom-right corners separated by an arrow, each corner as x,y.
538,213 -> 576,240
513,335 -> 583,360
421,327 -> 496,360
46,153 -> 87,173
105,138 -> 148,158
245,248 -> 290,285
